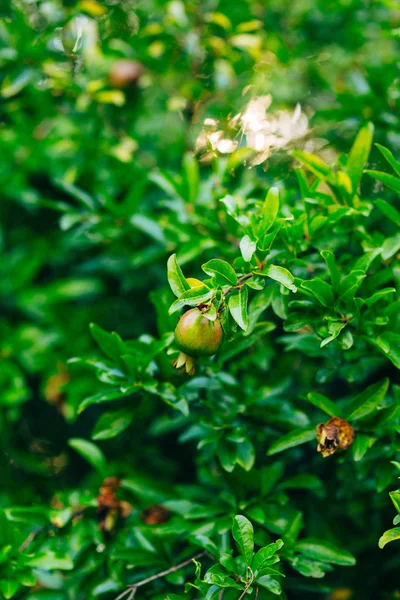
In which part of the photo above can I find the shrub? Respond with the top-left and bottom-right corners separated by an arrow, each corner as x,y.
1,1 -> 399,599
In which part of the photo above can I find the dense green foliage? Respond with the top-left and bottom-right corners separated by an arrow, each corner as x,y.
1,1 -> 400,599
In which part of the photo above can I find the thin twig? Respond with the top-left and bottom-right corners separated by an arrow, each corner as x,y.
222,273 -> 253,297
237,567 -> 254,600
114,589 -> 134,600
115,551 -> 207,599
18,507 -> 87,553
19,527 -> 44,553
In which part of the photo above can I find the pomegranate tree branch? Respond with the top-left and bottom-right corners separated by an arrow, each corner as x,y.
115,551 -> 207,599
222,273 -> 253,297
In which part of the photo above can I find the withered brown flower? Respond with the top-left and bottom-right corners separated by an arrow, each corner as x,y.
97,477 -> 132,532
316,417 -> 354,458
141,504 -> 171,525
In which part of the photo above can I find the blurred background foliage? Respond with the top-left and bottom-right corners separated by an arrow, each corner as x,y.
0,0 -> 400,599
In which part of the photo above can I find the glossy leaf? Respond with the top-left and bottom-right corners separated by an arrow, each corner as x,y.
167,254 -> 190,297
202,259 -> 238,285
232,515 -> 254,566
267,427 -> 316,456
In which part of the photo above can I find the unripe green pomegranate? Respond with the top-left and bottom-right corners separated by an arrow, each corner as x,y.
173,308 -> 223,375
175,308 -> 223,357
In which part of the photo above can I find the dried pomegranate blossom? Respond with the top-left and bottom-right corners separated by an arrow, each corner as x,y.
97,477 -> 131,532
141,504 -> 171,525
316,417 -> 354,458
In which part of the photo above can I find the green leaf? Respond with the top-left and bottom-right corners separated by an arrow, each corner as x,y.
202,259 -> 237,286
346,378 -> 389,421
252,540 -> 283,573
228,287 -> 249,331
365,170 -> 400,194
167,254 -> 190,297
260,186 -> 279,233
91,408 -> 133,440
352,434 -> 376,462
375,143 -> 400,176
68,438 -> 106,473
390,490 -> 400,513
218,439 -> 237,473
295,539 -> 356,566
305,392 -> 339,417
1,68 -> 36,98
177,285 -> 214,307
182,153 -> 199,203
378,528 -> 400,549
375,199 -> 400,227
240,235 -> 257,262
90,323 -> 122,362
321,250 -> 340,290
0,580 -> 19,599
78,389 -> 130,414
293,151 -> 331,180
301,278 -> 334,307
382,233 -> 400,260
290,555 -> 328,578
365,332 -> 400,369
54,178 -> 97,211
232,515 -> 254,566
346,122 -> 374,191
267,427 -> 316,456
257,575 -> 282,595
263,265 -> 297,292
365,287 -> 396,307
320,321 -> 347,348
24,551 -> 74,570
236,438 -> 255,471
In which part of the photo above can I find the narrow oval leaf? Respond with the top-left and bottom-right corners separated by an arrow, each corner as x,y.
78,389 -> 130,414
365,170 -> 400,195
321,250 -> 340,290
257,575 -> 282,595
68,438 -> 106,473
228,287 -> 249,331
232,515 -> 254,566
375,143 -> 400,176
295,539 -> 356,566
167,254 -> 190,297
379,528 -> 400,549
90,323 -> 122,361
301,279 -> 334,307
202,259 -> 237,285
267,427 -> 316,456
293,151 -> 331,180
252,540 -> 284,573
263,265 -> 297,292
352,434 -> 376,462
91,408 -> 133,440
346,378 -> 389,421
178,285 -> 213,306
240,235 -> 257,262
375,199 -> 400,227
236,438 -> 255,471
260,186 -> 279,233
305,392 -> 339,417
346,122 -> 374,191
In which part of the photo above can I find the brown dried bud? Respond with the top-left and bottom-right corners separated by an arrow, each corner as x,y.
97,477 -> 131,532
141,504 -> 171,525
44,363 -> 70,414
316,416 -> 354,458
